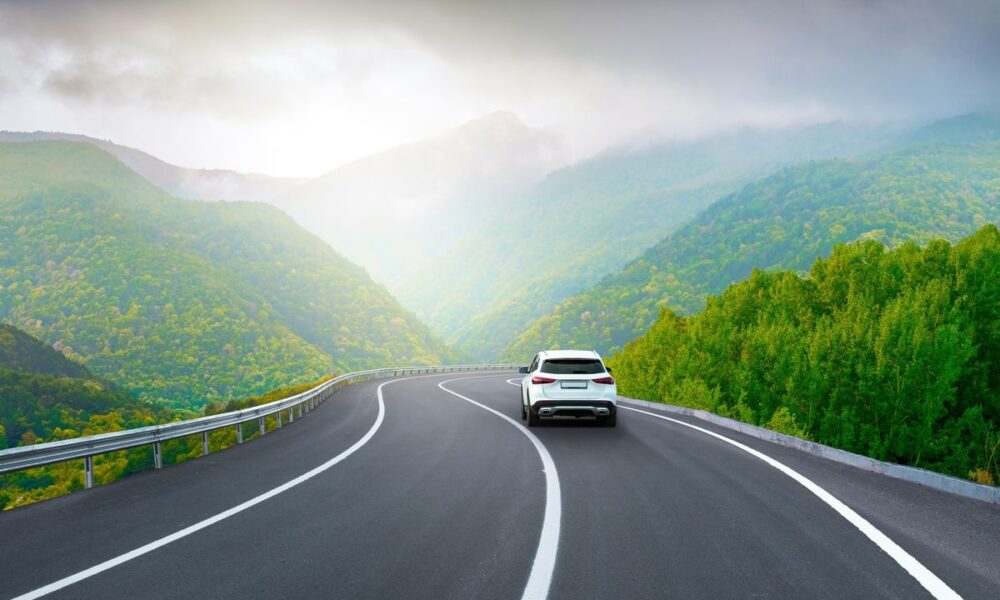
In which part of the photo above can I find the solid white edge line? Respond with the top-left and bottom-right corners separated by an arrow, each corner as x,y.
438,377 -> 560,600
11,377 -> 404,600
618,405 -> 962,600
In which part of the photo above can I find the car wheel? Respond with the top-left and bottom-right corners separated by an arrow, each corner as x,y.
527,407 -> 540,427
602,412 -> 617,427
520,401 -> 527,420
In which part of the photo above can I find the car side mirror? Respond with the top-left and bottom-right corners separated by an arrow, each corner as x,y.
606,367 -> 613,374
518,366 -> 530,374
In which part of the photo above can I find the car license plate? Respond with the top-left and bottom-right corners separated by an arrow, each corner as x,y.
561,380 -> 587,389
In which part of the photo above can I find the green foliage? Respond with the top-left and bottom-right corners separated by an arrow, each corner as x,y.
609,226 -> 1000,485
766,407 -> 808,438
0,141 -> 452,407
400,123 -> 896,360
0,323 -> 181,509
0,323 -> 91,378
504,139 -> 1000,361
0,324 -> 333,510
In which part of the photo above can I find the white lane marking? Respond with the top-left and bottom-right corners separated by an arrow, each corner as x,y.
506,378 -> 521,386
13,378 -> 405,600
438,378 -> 560,600
618,405 -> 962,600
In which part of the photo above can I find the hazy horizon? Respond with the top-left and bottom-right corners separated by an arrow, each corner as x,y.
2,0 -> 998,177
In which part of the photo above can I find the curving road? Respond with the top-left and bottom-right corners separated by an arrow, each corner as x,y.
1,372 -> 998,599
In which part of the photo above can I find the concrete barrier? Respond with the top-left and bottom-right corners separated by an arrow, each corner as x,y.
618,396 -> 1000,506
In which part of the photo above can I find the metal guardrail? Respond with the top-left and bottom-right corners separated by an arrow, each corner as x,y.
0,364 -> 518,488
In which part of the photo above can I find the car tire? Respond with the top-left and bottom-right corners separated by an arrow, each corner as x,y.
527,408 -> 540,427
602,411 -> 617,427
520,401 -> 527,420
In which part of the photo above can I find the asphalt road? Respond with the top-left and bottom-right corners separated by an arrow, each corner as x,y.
1,372 -> 998,599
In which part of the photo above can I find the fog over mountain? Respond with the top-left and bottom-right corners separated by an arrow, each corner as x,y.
2,0 -> 997,177
271,111 -> 566,284
0,131 -> 305,202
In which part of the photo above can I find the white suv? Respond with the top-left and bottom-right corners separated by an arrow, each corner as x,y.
518,350 -> 618,427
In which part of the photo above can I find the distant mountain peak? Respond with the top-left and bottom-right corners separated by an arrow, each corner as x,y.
453,110 -> 527,132
434,111 -> 545,147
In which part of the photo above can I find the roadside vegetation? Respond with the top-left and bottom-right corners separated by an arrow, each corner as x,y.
610,226 -> 1000,486
504,136 -> 1000,361
0,323 -> 331,510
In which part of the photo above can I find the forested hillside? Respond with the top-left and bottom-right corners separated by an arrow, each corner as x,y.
0,323 -> 179,508
609,226 -> 1000,486
0,323 -> 332,510
0,141 -> 452,406
0,323 -> 168,450
503,136 -> 1000,360
400,123 -> 897,359
0,323 -> 91,379
0,131 -> 304,202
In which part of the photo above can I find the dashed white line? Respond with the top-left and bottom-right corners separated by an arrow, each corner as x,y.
619,404 -> 963,600
438,377 -> 561,600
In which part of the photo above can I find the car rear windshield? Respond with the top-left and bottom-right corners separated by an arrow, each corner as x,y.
540,359 -> 604,375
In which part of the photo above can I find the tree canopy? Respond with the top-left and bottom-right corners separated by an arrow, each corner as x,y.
504,140 -> 1000,361
0,141 -> 453,407
610,225 -> 1000,486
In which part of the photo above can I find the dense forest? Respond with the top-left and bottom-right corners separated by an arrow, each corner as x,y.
503,133 -> 1000,361
0,141 -> 452,407
400,123 -> 897,360
0,321 -> 331,510
610,226 -> 1000,486
0,323 -> 178,509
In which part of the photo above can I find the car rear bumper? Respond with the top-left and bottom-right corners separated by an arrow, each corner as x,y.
529,400 -> 617,418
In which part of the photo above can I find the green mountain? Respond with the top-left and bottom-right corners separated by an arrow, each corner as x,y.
0,141 -> 452,407
0,321 -> 310,510
399,123 -> 898,360
609,226 -> 1000,486
0,131 -> 305,202
503,133 -> 1000,360
0,322 -> 176,509
0,323 -> 170,451
0,323 -> 90,379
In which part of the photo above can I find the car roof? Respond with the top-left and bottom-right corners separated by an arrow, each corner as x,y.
538,349 -> 601,360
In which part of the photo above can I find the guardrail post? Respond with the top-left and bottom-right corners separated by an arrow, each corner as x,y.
154,442 -> 163,469
0,364 -> 515,486
84,456 -> 94,489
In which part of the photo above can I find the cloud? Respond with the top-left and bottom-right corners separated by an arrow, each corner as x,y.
0,0 -> 997,175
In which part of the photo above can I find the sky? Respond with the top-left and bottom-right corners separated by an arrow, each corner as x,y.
1,0 -> 998,177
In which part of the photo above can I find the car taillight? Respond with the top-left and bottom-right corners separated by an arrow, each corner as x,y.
592,376 -> 615,384
531,376 -> 556,384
